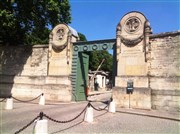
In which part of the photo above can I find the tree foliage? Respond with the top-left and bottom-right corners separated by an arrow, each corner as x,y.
78,32 -> 87,41
0,0 -> 71,45
77,33 -> 113,75
89,50 -> 113,74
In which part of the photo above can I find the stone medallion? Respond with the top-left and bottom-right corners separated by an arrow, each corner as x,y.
124,17 -> 141,33
117,12 -> 147,46
50,24 -> 69,52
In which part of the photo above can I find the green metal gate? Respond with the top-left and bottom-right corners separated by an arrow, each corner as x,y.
71,39 -> 116,101
72,53 -> 89,101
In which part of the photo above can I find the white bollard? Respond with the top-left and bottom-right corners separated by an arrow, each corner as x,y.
108,100 -> 116,113
34,119 -> 48,134
84,105 -> 93,123
39,94 -> 45,105
5,98 -> 13,110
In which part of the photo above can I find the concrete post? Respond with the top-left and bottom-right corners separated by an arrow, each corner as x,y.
84,105 -> 93,123
39,94 -> 45,105
34,120 -> 48,134
5,98 -> 13,110
109,100 -> 116,113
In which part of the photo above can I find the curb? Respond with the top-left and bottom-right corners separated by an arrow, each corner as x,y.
116,109 -> 180,122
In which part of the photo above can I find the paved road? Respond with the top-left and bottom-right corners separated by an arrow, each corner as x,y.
1,99 -> 179,134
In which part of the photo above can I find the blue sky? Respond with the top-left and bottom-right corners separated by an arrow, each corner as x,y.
69,0 -> 179,41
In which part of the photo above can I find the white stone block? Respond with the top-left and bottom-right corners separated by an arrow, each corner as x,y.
5,98 -> 13,110
39,94 -> 45,105
84,106 -> 93,123
109,101 -> 116,113
34,120 -> 48,134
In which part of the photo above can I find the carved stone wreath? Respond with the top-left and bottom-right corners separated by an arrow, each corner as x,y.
120,35 -> 144,46
52,42 -> 67,52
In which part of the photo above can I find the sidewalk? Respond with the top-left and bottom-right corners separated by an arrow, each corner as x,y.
88,90 -> 112,96
87,90 -> 112,102
116,107 -> 180,121
88,91 -> 180,122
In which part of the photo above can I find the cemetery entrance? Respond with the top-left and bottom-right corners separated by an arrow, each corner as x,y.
72,39 -> 116,101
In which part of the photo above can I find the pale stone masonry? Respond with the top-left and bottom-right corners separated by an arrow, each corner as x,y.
0,31 -> 179,111
113,31 -> 180,112
0,45 -> 48,76
0,12 -> 179,112
114,12 -> 152,110
113,12 -> 179,112
149,31 -> 180,112
0,24 -> 78,101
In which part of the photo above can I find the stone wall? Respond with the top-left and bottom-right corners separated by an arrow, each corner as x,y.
0,45 -> 48,76
113,31 -> 180,112
0,45 -> 72,101
149,31 -> 180,112
0,31 -> 179,108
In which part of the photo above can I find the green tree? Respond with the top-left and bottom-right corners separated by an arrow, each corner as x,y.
78,32 -> 87,41
76,33 -> 113,75
89,50 -> 113,75
0,0 -> 71,45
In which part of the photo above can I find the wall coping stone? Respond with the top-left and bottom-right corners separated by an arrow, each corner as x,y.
0,44 -> 48,48
150,30 -> 180,39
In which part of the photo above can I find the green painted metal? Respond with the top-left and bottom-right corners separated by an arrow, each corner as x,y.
73,39 -> 116,52
71,52 -> 78,101
71,39 -> 116,101
74,53 -> 89,101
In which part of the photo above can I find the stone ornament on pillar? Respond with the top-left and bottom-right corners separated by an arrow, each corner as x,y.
50,24 -> 69,52
115,11 -> 152,76
116,25 -> 121,61
144,21 -> 152,62
116,11 -> 152,63
125,17 -> 141,33
48,24 -> 79,76
118,13 -> 145,47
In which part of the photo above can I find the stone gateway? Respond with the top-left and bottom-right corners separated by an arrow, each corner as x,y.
0,11 -> 179,112
114,12 -> 152,109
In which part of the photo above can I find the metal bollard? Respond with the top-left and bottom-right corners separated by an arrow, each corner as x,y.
108,99 -> 116,113
39,94 -> 45,105
5,98 -> 13,110
84,104 -> 93,123
34,119 -> 48,134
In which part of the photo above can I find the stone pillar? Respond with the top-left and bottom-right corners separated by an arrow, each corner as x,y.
113,12 -> 152,109
48,24 -> 79,101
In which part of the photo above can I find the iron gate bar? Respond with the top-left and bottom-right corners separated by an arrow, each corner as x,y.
73,39 -> 116,52
73,39 -> 116,45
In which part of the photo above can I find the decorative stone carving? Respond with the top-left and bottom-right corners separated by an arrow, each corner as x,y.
120,34 -> 144,46
117,12 -> 147,47
124,17 -> 141,33
50,24 -> 69,52
116,25 -> 121,61
56,28 -> 65,40
48,24 -> 78,76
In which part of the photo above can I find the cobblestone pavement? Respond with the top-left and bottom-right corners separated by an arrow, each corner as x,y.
1,99 -> 179,134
